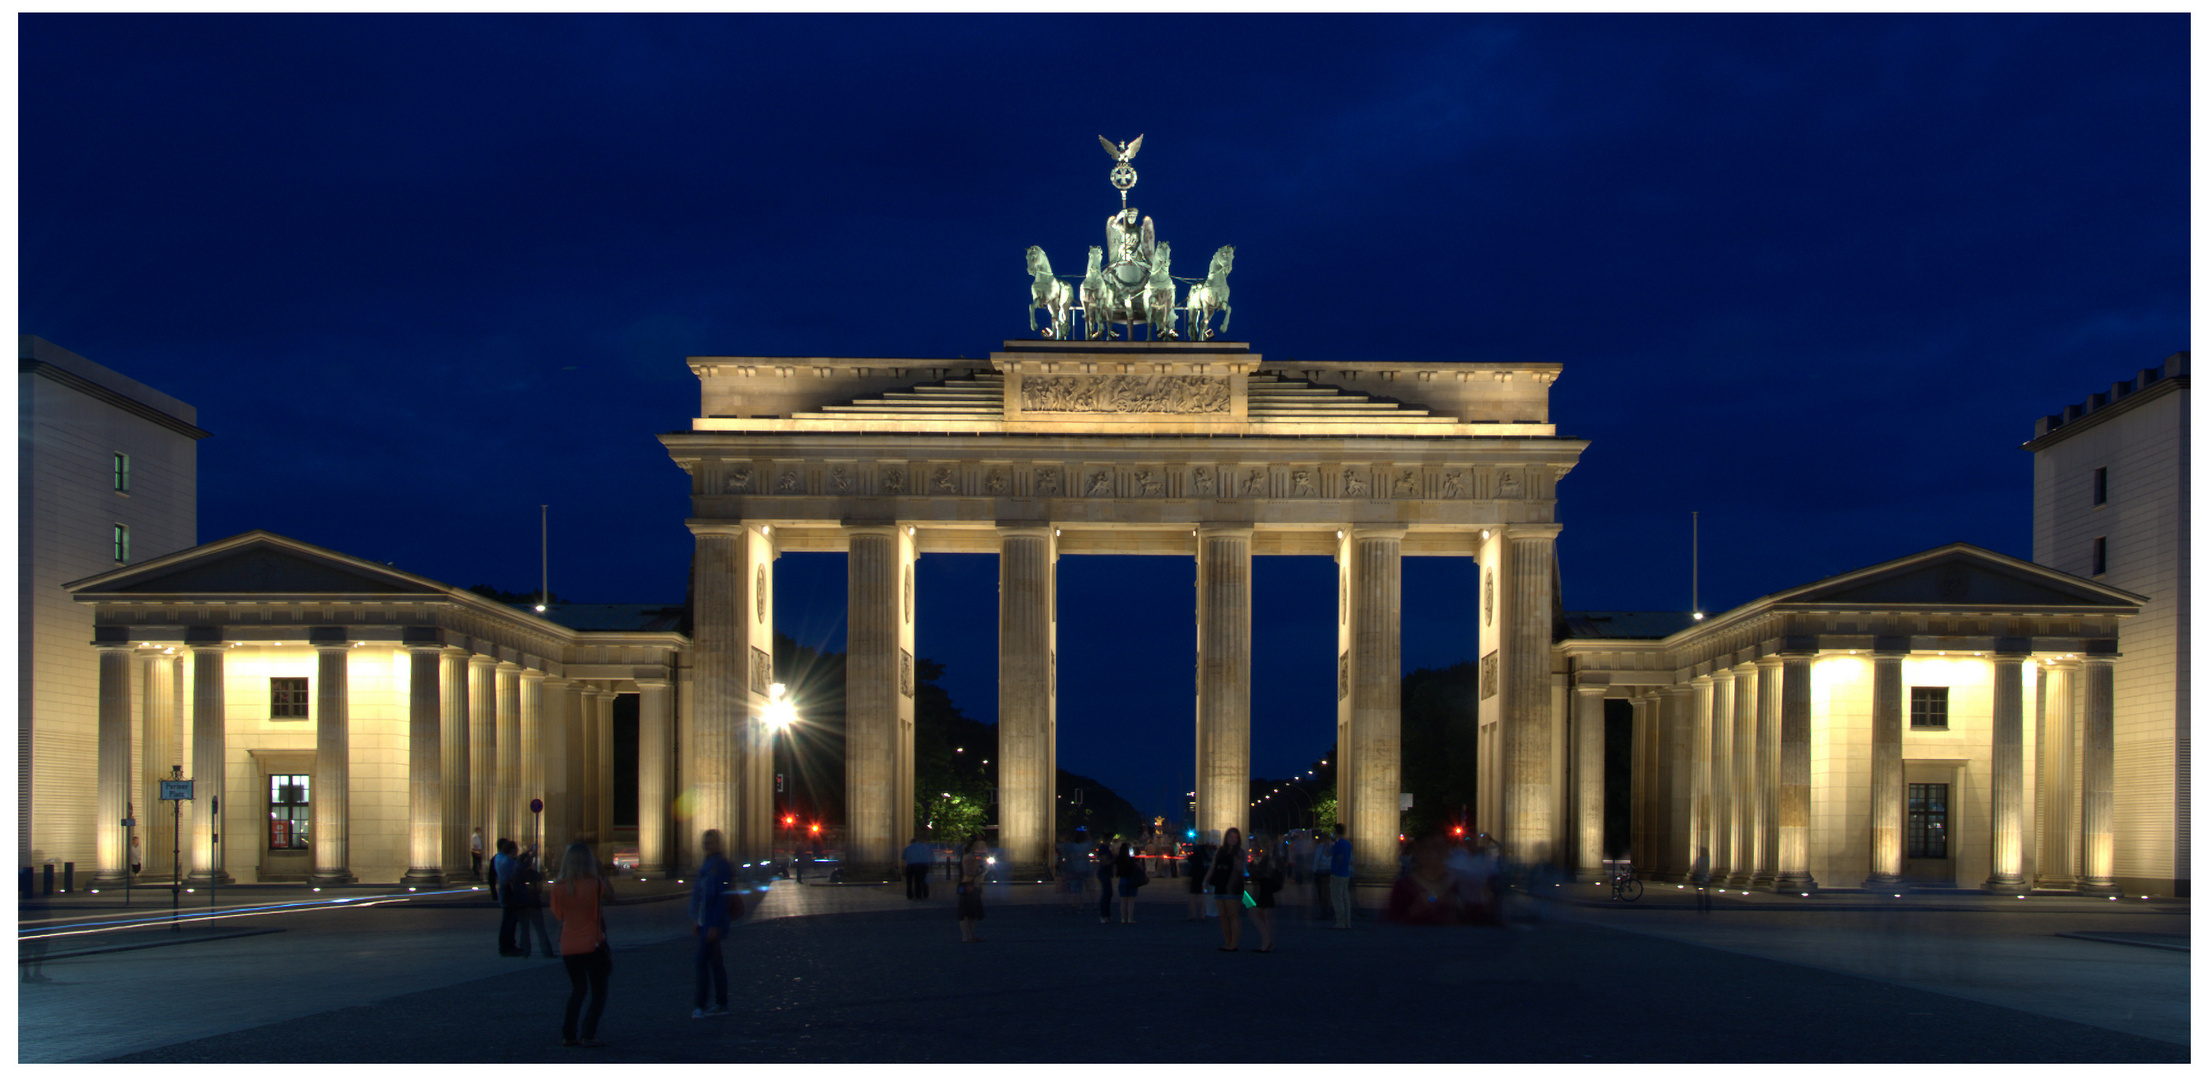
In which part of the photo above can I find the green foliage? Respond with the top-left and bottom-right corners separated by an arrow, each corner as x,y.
921,790 -> 988,845
1398,662 -> 1479,837
1310,792 -> 1338,833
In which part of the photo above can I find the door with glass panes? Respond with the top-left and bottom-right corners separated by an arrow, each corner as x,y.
259,757 -> 314,880
1901,765 -> 1958,885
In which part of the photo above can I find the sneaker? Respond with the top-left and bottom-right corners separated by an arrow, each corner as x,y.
691,1008 -> 709,1019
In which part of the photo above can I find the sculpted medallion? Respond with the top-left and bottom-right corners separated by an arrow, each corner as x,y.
882,467 -> 907,494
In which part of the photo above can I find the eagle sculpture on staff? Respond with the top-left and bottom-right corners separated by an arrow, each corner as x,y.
1099,134 -> 1143,163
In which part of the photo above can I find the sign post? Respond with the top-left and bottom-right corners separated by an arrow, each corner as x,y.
121,804 -> 136,906
209,795 -> 219,917
159,768 -> 192,930
530,798 -> 544,863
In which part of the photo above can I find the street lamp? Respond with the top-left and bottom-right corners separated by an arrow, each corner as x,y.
767,683 -> 799,873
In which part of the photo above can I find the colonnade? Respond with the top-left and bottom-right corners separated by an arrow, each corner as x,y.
690,520 -> 1561,884
89,630 -> 656,887
1618,648 -> 2119,894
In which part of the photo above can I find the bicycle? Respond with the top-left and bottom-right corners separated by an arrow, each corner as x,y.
1609,868 -> 1643,902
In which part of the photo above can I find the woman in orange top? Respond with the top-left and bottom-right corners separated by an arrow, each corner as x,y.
548,841 -> 613,1048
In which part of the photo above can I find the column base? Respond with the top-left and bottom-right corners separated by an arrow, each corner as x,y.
182,870 -> 233,887
91,869 -> 131,888
1983,874 -> 2030,896
2076,879 -> 2120,899
400,868 -> 446,886
1862,872 -> 1904,891
1724,872 -> 1755,888
2034,875 -> 2078,891
309,869 -> 357,886
633,864 -> 667,880
1750,873 -> 1777,889
1571,867 -> 1606,885
1773,873 -> 1817,894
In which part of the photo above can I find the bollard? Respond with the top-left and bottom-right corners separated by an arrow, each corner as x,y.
18,867 -> 30,898
62,862 -> 74,893
43,863 -> 55,895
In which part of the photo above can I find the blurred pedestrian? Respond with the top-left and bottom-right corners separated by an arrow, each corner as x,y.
1311,834 -> 1334,923
515,845 -> 557,957
1387,835 -> 1468,925
549,841 -> 613,1047
957,839 -> 989,943
1114,841 -> 1144,923
1185,832 -> 1215,921
1248,832 -> 1282,951
1693,846 -> 1713,914
687,829 -> 734,1018
1328,823 -> 1354,929
902,837 -> 932,901
494,838 -> 525,955
1207,826 -> 1247,950
470,827 -> 485,880
1094,836 -> 1116,923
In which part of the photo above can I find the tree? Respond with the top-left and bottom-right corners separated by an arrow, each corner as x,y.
1398,661 -> 1479,837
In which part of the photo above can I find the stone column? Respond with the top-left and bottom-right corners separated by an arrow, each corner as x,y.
1773,648 -> 1817,893
636,678 -> 673,876
310,635 -> 354,885
579,687 -> 601,847
1500,524 -> 1558,869
93,642 -> 135,886
1688,673 -> 1713,880
140,650 -> 180,880
519,669 -> 546,853
688,522 -> 775,862
2035,661 -> 2079,889
1754,656 -> 1782,888
1572,683 -> 1606,882
998,524 -> 1057,876
1342,527 -> 1404,880
2078,656 -> 2118,896
495,661 -> 521,849
848,525 -> 902,879
1984,651 -> 2031,894
468,654 -> 497,859
439,647 -> 471,880
187,637 -> 230,885
1195,526 -> 1252,849
1864,647 -> 1906,888
1629,692 -> 1653,873
1660,686 -> 1692,879
402,644 -> 445,884
1727,664 -> 1755,886
1708,671 -> 1733,881
540,677 -> 572,856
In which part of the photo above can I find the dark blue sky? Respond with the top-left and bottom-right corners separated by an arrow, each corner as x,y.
21,14 -> 2187,817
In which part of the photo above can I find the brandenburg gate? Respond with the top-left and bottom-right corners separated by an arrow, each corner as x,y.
659,138 -> 1587,882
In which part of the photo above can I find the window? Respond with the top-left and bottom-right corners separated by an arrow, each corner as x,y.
112,524 -> 129,563
2092,536 -> 2107,576
270,678 -> 309,719
2092,466 -> 2107,507
113,452 -> 131,493
1906,783 -> 1948,859
1909,686 -> 1948,729
268,774 -> 311,850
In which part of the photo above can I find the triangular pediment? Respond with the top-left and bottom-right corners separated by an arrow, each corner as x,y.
1771,543 -> 2144,611
67,531 -> 450,598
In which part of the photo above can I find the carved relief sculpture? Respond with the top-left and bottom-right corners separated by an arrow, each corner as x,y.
1395,470 -> 1418,496
1242,469 -> 1264,495
898,649 -> 914,698
985,469 -> 1007,494
1136,470 -> 1163,496
1036,468 -> 1062,496
829,466 -> 853,494
1483,569 -> 1494,627
1194,467 -> 1217,496
726,465 -> 753,494
904,566 -> 913,624
756,567 -> 767,623
1019,374 -> 1230,414
777,470 -> 801,494
933,467 -> 957,494
1338,652 -> 1349,701
1343,469 -> 1369,497
1086,470 -> 1113,497
882,467 -> 907,494
1291,470 -> 1315,497
750,646 -> 773,695
1480,651 -> 1499,700
1498,469 -> 1521,498
1441,472 -> 1466,498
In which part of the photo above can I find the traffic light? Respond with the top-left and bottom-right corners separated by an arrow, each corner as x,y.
808,823 -> 821,836
783,814 -> 796,828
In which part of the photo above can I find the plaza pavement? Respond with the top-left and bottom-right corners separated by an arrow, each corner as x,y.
16,872 -> 2188,1063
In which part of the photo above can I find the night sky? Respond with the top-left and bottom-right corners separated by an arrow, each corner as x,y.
20,14 -> 2188,818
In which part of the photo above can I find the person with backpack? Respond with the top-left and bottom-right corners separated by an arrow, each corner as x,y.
515,844 -> 557,958
548,841 -> 613,1047
687,829 -> 734,1018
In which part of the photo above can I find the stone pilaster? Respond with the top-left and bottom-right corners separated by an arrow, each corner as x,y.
519,669 -> 546,853
2078,656 -> 2118,896
583,687 -> 605,848
1660,685 -> 1692,880
687,521 -> 776,863
439,647 -> 471,880
1864,648 -> 1906,888
1773,649 -> 1817,893
1195,526 -> 1252,849
1688,673 -> 1714,879
1499,524 -> 1557,869
539,676 -> 571,857
2035,661 -> 2079,889
998,524 -> 1056,876
468,654 -> 497,857
494,661 -> 521,849
1572,684 -> 1606,882
635,678 -> 673,876
310,635 -> 354,885
140,651 -> 180,880
402,644 -> 445,884
1726,665 -> 1755,886
1628,692 -> 1652,873
93,642 -> 135,886
1984,651 -> 2031,894
1753,656 -> 1782,887
1708,670 -> 1733,881
1342,527 -> 1404,881
848,524 -> 907,880
186,639 -> 231,886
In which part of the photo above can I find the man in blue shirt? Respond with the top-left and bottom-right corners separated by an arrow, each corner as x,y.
1329,823 -> 1353,929
902,837 -> 933,901
688,829 -> 734,1018
492,838 -> 523,955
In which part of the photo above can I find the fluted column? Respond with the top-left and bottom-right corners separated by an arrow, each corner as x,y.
1985,651 -> 2031,894
1688,673 -> 1714,878
1864,647 -> 1907,888
495,661 -> 521,849
998,524 -> 1056,876
439,647 -> 471,880
848,525 -> 906,879
2078,658 -> 2117,896
186,638 -> 230,885
539,677 -> 572,857
636,679 -> 673,876
2035,661 -> 2079,889
589,688 -> 612,850
1195,526 -> 1252,848
310,636 -> 354,885
519,669 -> 546,853
400,645 -> 445,884
140,650 -> 180,880
1342,527 -> 1403,880
1500,524 -> 1558,869
1660,686 -> 1692,879
1572,684 -> 1606,882
1753,656 -> 1782,887
1629,692 -> 1653,873
468,654 -> 497,856
688,521 -> 775,863
94,642 -> 135,886
1708,671 -> 1733,881
1726,665 -> 1755,886
1773,648 -> 1817,892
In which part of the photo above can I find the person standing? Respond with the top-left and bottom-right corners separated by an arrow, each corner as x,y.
957,839 -> 989,943
494,838 -> 524,955
548,841 -> 613,1047
1093,836 -> 1116,923
1186,834 -> 1215,921
515,845 -> 557,958
1693,845 -> 1713,914
1114,841 -> 1144,923
902,837 -> 932,901
688,829 -> 734,1019
1329,823 -> 1353,929
470,827 -> 486,881
1207,827 -> 1247,950
1248,833 -> 1281,951
1311,831 -> 1334,923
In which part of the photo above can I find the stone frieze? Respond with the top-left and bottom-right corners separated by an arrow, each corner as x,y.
1020,374 -> 1231,414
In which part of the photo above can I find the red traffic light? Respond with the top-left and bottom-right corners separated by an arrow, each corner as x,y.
1451,825 -> 1465,837
783,814 -> 796,827
808,823 -> 821,835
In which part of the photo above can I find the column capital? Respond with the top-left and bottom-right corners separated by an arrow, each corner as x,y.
845,522 -> 902,539
93,640 -> 137,653
994,522 -> 1054,539
685,520 -> 756,540
1196,524 -> 1255,539
469,651 -> 499,668
496,659 -> 523,673
1502,522 -> 1563,542
1347,525 -> 1406,541
2080,653 -> 2119,668
518,667 -> 548,683
634,677 -> 670,691
1573,683 -> 1608,698
407,642 -> 445,656
440,644 -> 471,659
1755,652 -> 1786,670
